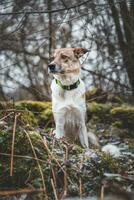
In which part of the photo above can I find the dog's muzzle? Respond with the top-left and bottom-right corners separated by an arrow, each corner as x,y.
48,63 -> 64,74
48,64 -> 56,73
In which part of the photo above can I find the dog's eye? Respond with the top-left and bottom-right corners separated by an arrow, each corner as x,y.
61,54 -> 69,60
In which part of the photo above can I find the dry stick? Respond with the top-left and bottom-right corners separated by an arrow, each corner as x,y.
48,136 -> 58,198
0,152 -> 46,164
79,177 -> 82,198
63,145 -> 68,197
10,113 -> 20,176
100,185 -> 105,200
49,136 -> 57,188
41,136 -> 74,198
0,112 -> 14,121
79,156 -> 86,198
42,136 -> 72,183
51,165 -> 57,189
23,130 -> 48,200
86,93 -> 108,103
48,147 -> 58,197
0,188 -> 45,196
51,178 -> 58,200
79,155 -> 84,198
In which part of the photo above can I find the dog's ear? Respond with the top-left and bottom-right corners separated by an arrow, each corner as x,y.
73,48 -> 88,58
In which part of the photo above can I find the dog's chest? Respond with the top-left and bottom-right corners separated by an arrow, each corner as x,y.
51,79 -> 86,116
55,89 -> 85,109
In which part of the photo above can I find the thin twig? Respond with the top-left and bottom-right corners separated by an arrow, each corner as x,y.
100,185 -> 105,200
82,67 -> 131,90
86,93 -> 108,103
42,137 -> 65,174
51,167 -> 57,189
79,154 -> 84,198
51,178 -> 58,200
10,113 -> 20,176
0,188 -> 45,196
63,145 -> 68,197
0,112 -> 14,121
0,0 -> 90,15
0,152 -> 46,163
41,136 -> 73,185
23,129 -> 48,200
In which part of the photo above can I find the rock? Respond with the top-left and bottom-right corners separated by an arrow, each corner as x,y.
102,144 -> 121,158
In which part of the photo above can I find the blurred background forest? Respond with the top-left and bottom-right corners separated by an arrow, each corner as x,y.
0,0 -> 134,102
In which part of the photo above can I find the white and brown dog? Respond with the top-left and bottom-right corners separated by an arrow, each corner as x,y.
48,48 -> 99,148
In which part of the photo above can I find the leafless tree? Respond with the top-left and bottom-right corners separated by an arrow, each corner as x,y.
0,0 -> 133,101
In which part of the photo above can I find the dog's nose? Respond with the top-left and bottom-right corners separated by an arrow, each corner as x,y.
48,64 -> 55,71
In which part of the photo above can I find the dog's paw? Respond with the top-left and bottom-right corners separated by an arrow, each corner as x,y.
53,130 -> 65,140
88,131 -> 100,147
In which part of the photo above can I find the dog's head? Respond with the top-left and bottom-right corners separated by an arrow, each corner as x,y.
48,48 -> 88,75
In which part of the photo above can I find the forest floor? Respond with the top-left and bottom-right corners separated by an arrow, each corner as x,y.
0,97 -> 134,200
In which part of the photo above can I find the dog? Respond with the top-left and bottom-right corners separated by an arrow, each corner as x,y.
48,47 -> 99,148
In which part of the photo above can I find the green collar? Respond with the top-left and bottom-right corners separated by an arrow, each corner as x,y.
55,79 -> 80,90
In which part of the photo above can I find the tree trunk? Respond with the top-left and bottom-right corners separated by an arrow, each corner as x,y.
48,0 -> 52,58
108,0 -> 134,98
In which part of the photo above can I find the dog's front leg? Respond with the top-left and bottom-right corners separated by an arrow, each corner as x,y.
54,113 -> 65,139
79,124 -> 89,148
55,123 -> 65,139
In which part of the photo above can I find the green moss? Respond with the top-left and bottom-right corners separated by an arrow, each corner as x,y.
1,100 -> 134,199
0,129 -> 49,191
19,111 -> 38,127
99,153 -> 120,174
0,124 -> 133,199
15,101 -> 53,128
111,105 -> 134,129
0,100 -> 53,129
38,105 -> 53,128
16,100 -> 52,113
87,102 -> 113,124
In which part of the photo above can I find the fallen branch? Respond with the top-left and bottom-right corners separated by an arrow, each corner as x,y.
0,188 -> 45,196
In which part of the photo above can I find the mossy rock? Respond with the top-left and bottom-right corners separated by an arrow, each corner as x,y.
39,108 -> 53,128
87,102 -> 113,124
16,100 -> 52,113
0,129 -> 49,191
15,101 -> 53,128
0,123 -> 133,199
111,105 -> 134,130
0,100 -> 53,129
19,111 -> 38,127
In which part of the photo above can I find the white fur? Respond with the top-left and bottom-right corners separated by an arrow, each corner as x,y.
51,76 -> 98,148
49,48 -> 99,148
